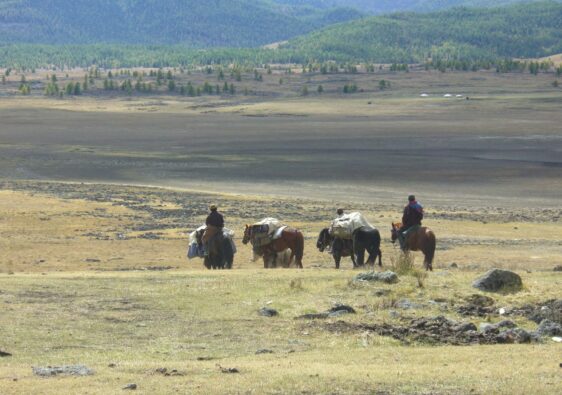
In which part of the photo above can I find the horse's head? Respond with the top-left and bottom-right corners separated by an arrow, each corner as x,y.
390,222 -> 401,243
195,229 -> 204,245
242,224 -> 252,245
316,228 -> 332,252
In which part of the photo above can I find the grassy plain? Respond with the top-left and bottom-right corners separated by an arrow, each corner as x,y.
0,68 -> 561,394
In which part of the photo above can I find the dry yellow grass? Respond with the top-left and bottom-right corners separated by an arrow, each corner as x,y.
0,184 -> 561,394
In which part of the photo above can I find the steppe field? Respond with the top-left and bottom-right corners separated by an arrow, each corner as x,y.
1,68 -> 561,394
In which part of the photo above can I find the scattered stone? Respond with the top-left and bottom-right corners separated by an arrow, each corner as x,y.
328,304 -> 356,316
108,363 -> 117,368
496,328 -> 531,344
84,258 -> 101,263
296,312 -> 329,320
33,365 -> 94,377
452,322 -> 477,332
123,383 -> 137,390
553,265 -> 562,272
472,269 -> 523,292
449,263 -> 459,269
0,350 -> 12,357
196,356 -> 213,361
219,366 -> 239,374
255,349 -> 274,354
373,289 -> 391,297
155,368 -> 184,376
324,315 -> 532,345
512,299 -> 562,325
354,271 -> 398,284
535,320 -> 562,337
395,299 -> 423,310
258,307 -> 278,317
552,337 -> 562,343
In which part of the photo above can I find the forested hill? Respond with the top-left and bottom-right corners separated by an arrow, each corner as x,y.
273,0 -> 562,14
283,1 -> 562,62
0,0 -> 362,47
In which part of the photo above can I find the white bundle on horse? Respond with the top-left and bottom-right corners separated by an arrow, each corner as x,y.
254,217 -> 284,236
329,212 -> 373,239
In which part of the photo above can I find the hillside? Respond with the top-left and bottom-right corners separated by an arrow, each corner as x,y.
0,0 -> 362,47
283,1 -> 562,62
273,0 -> 562,14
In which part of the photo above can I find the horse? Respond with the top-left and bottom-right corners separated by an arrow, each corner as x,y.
317,227 -> 381,269
195,229 -> 234,270
316,228 -> 356,269
391,222 -> 436,271
243,225 -> 304,269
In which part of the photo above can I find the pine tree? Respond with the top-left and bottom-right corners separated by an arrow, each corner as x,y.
66,83 -> 75,95
168,80 -> 176,92
1,75 -> 5,84
229,83 -> 235,95
73,82 -> 81,95
317,85 -> 324,94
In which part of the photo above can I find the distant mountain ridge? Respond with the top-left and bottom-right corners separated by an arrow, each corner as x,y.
273,0 -> 562,14
0,0 -> 363,47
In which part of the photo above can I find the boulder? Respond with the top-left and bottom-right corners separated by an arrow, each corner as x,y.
354,271 -> 398,284
495,328 -> 531,344
32,365 -> 93,377
472,269 -> 523,292
535,319 -> 562,337
258,307 -> 278,317
553,265 -> 562,272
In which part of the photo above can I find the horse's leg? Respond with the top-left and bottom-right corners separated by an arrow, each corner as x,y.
353,233 -> 364,267
351,252 -> 357,268
378,249 -> 383,267
333,253 -> 341,269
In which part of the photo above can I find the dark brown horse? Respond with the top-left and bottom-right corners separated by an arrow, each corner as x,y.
195,229 -> 234,270
391,222 -> 436,271
243,225 -> 304,269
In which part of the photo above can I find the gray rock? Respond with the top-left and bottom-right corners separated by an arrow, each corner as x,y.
395,299 -> 423,310
355,271 -> 398,284
479,323 -> 495,332
496,328 -> 532,344
535,319 -> 562,337
453,322 -> 478,332
259,307 -> 278,317
449,263 -> 459,269
472,269 -> 523,292
553,265 -> 562,272
123,383 -> 137,390
328,304 -> 356,315
480,320 -> 516,332
0,350 -> 12,357
33,365 -> 94,377
295,312 -> 329,320
373,289 -> 391,297
255,349 -> 274,354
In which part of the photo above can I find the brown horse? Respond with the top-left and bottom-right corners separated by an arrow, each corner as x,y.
391,222 -> 436,271
243,225 -> 304,269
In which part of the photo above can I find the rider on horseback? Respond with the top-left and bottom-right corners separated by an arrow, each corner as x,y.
203,205 -> 224,256
398,195 -> 423,250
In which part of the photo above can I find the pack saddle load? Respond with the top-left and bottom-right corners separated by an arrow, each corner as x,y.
187,225 -> 236,259
329,212 -> 374,239
251,218 -> 286,248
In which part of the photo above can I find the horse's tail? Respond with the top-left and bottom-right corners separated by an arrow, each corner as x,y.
425,230 -> 436,270
295,230 -> 304,265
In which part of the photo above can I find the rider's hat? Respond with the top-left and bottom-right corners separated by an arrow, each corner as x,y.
210,204 -> 218,211
408,195 -> 416,202
336,208 -> 344,215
